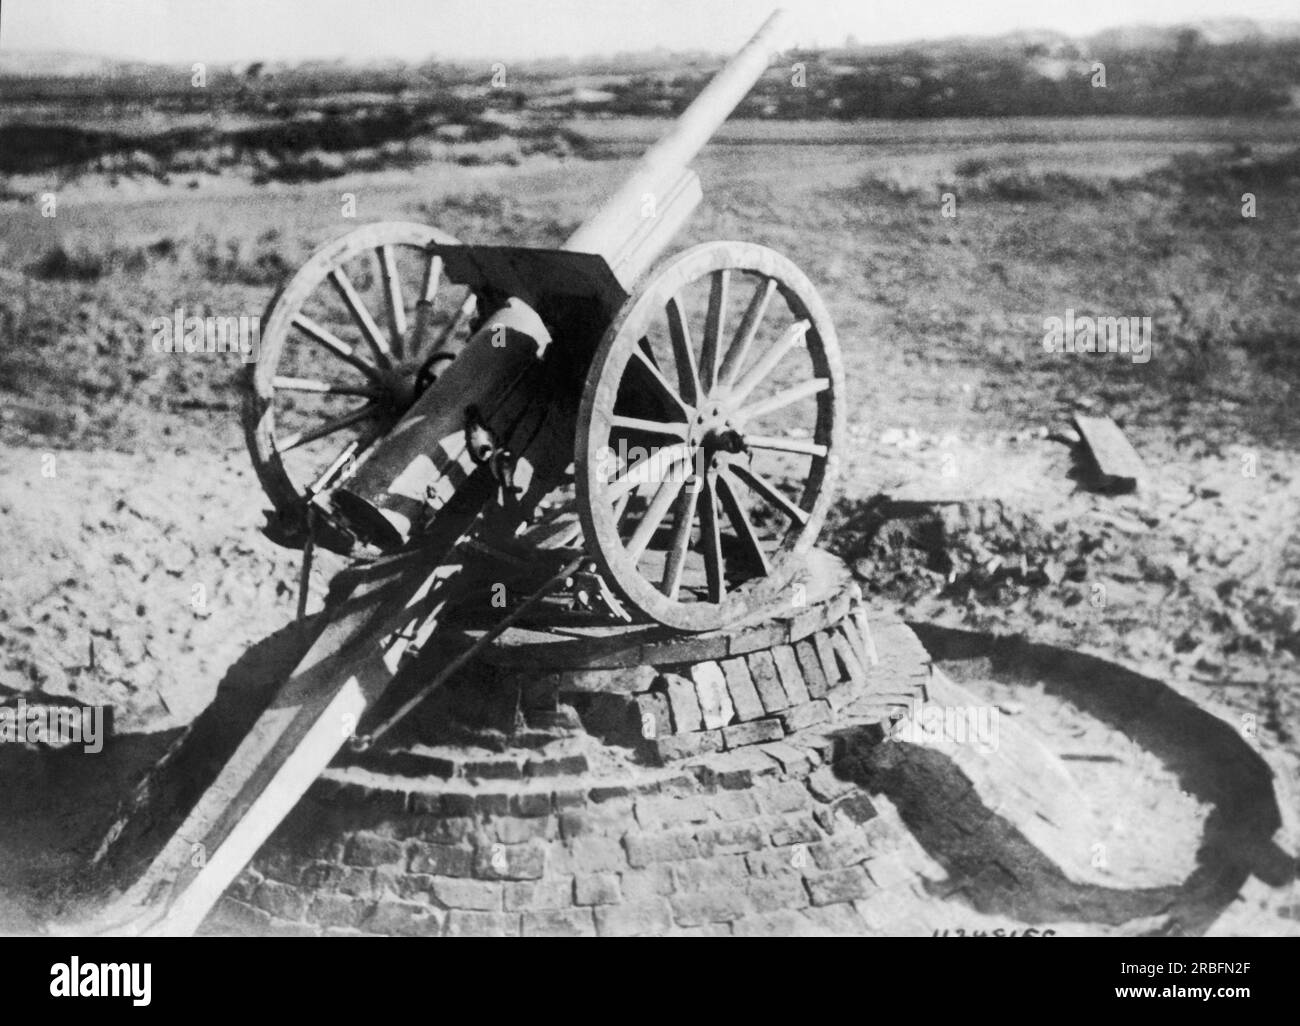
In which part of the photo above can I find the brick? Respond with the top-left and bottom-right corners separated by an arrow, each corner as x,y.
253,880 -> 308,921
464,758 -> 523,782
562,836 -> 628,874
440,793 -> 475,817
364,899 -> 443,936
660,672 -> 703,732
573,873 -> 623,906
645,730 -> 724,764
852,888 -> 919,932
504,877 -> 574,912
746,874 -> 812,913
746,649 -> 790,713
409,816 -> 477,846
806,866 -> 873,906
720,656 -> 766,721
522,908 -> 597,937
831,792 -> 878,827
336,866 -> 378,897
619,866 -> 675,901
445,910 -> 520,937
589,784 -> 630,803
695,821 -> 765,856
429,878 -> 503,911
709,790 -> 760,821
552,786 -> 587,809
810,832 -> 872,870
307,893 -> 367,929
670,891 -> 750,927
864,855 -> 914,891
474,841 -> 547,880
754,780 -> 812,816
813,630 -> 843,687
408,843 -> 473,878
344,833 -> 404,868
557,664 -> 656,693
524,753 -> 590,777
561,797 -> 634,838
771,644 -> 811,704
733,910 -> 813,937
795,639 -> 830,698
509,793 -> 553,817
757,743 -> 813,780
594,899 -> 673,937
770,813 -> 821,847
694,748 -> 775,790
746,849 -> 806,879
634,794 -> 710,830
670,856 -> 748,892
624,829 -> 699,867
806,767 -> 855,803
780,699 -> 831,733
494,816 -> 555,844
206,897 -> 272,936
723,717 -> 785,750
691,661 -> 735,729
633,692 -> 671,742
803,903 -> 865,935
473,792 -> 510,816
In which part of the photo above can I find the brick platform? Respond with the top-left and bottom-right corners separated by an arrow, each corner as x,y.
202,615 -> 935,936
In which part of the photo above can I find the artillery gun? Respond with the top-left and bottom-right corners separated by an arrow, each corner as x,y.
78,9 -> 851,936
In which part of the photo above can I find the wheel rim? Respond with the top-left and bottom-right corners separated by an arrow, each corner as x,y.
576,241 -> 845,632
242,221 -> 477,547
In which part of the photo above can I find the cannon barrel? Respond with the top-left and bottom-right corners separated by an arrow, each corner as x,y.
330,10 -> 790,549
564,8 -> 789,285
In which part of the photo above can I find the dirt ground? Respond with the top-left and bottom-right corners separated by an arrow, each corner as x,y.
1,118 -> 1297,934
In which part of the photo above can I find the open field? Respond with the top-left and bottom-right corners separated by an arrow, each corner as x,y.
1,114 -> 1298,932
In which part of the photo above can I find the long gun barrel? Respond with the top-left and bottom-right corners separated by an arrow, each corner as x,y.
564,7 -> 789,284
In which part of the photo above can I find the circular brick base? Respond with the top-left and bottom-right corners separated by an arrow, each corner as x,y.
203,586 -> 935,935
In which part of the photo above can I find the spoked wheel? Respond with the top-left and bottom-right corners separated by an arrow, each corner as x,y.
576,241 -> 844,632
243,221 -> 478,550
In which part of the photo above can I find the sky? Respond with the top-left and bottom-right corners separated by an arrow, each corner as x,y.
2,0 -> 1298,63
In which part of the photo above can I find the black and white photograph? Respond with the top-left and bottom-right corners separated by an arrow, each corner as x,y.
0,0 -> 1296,975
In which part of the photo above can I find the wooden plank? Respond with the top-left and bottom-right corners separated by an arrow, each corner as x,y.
1072,414 -> 1145,492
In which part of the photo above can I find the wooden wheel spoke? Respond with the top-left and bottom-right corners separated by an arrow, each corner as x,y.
273,375 -> 378,398
291,313 -> 383,383
630,348 -> 692,415
277,403 -> 378,453
699,475 -> 725,602
422,293 -> 476,362
737,377 -> 829,423
665,295 -> 700,405
625,474 -> 687,561
375,245 -> 407,360
328,266 -> 392,368
699,269 -> 729,394
720,277 -> 776,386
305,419 -> 384,497
728,461 -> 810,526
609,414 -> 690,439
744,434 -> 829,457
731,319 -> 810,405
716,469 -> 771,575
661,476 -> 701,599
608,443 -> 692,500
